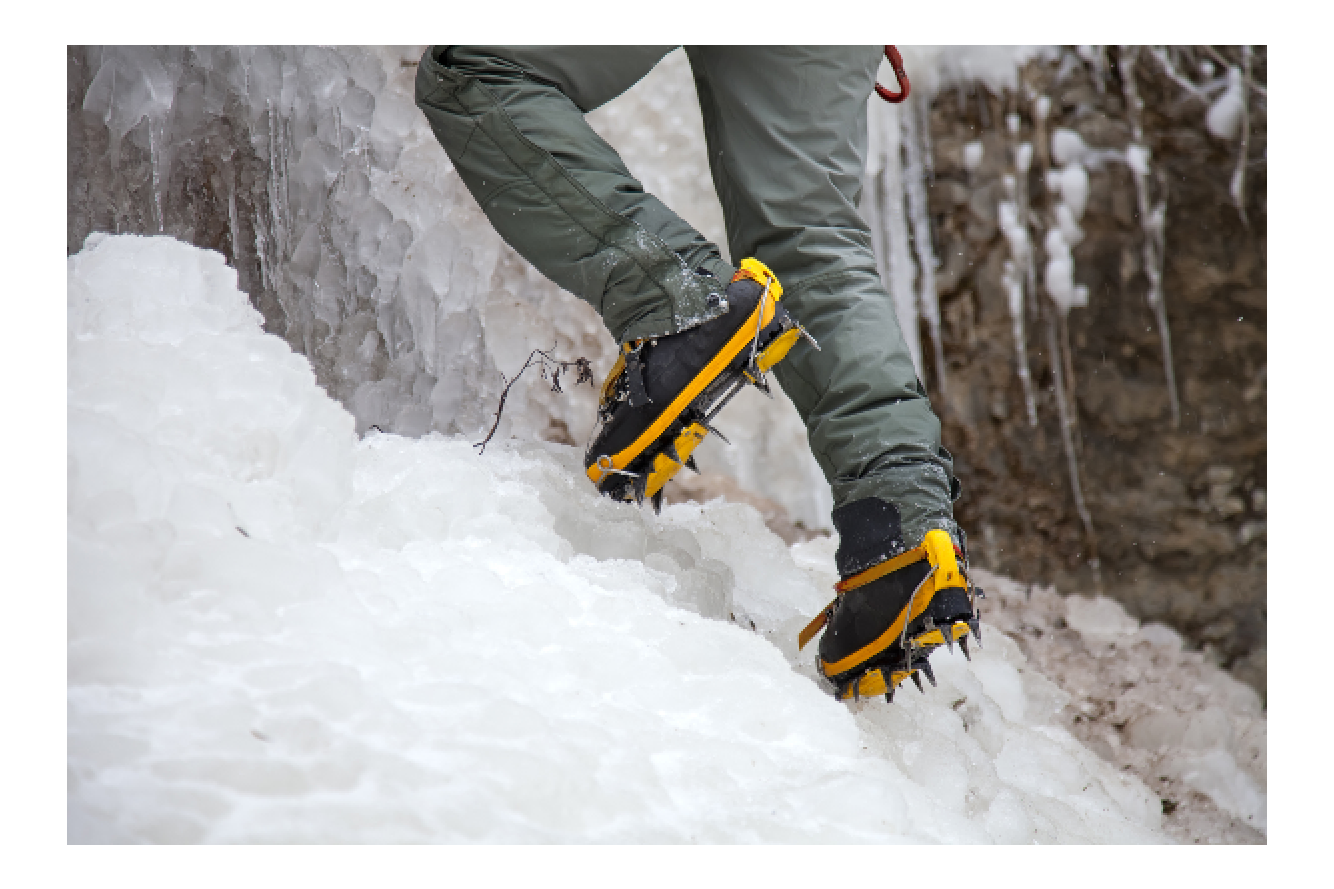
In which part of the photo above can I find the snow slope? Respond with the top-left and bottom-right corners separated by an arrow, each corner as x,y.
68,235 -> 1166,843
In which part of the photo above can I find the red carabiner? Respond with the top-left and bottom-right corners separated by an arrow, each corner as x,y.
875,45 -> 910,103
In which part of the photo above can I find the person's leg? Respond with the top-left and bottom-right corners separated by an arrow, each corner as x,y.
415,46 -> 733,344
684,46 -> 961,550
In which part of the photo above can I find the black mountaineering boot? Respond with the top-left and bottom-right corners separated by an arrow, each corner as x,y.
584,258 -> 816,511
798,497 -> 981,703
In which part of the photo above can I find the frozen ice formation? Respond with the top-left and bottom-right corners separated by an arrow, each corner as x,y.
69,234 -> 1168,843
962,140 -> 984,174
1206,66 -> 1246,141
1044,229 -> 1088,316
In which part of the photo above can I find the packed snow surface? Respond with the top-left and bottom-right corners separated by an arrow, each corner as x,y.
68,235 -> 1167,843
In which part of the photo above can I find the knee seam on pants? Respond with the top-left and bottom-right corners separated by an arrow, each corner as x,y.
477,177 -> 531,210
780,266 -> 872,300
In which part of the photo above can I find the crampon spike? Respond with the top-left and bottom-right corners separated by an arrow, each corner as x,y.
685,454 -> 700,473
699,419 -> 730,445
650,489 -> 663,514
911,671 -> 925,694
943,623 -> 955,654
632,473 -> 647,506
959,634 -> 972,661
751,371 -> 773,397
968,619 -> 982,648
921,658 -> 937,687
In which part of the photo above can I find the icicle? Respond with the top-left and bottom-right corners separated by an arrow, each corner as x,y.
870,100 -> 924,377
1000,258 -> 1038,426
1231,46 -> 1252,226
254,214 -> 272,294
1015,139 -> 1041,319
148,117 -> 165,233
1077,45 -> 1108,95
902,101 -> 946,394
1118,46 -> 1182,428
918,99 -> 935,183
1043,298 -> 1099,570
1024,90 -> 1097,566
224,154 -> 240,263
267,100 -> 282,255
998,169 -> 1038,425
1043,226 -> 1088,440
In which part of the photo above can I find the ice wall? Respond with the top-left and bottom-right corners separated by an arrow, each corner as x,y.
68,235 -> 1168,843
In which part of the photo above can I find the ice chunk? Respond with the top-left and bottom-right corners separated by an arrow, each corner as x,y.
1206,67 -> 1245,141
1051,128 -> 1089,167
1125,143 -> 1152,177
1044,226 -> 1086,316
1136,622 -> 1184,651
1168,748 -> 1266,832
963,140 -> 984,173
1059,164 -> 1090,219
1014,142 -> 1033,173
1063,595 -> 1140,645
1053,203 -> 1085,249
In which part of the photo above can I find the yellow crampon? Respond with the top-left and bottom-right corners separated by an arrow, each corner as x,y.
799,529 -> 966,657
799,528 -> 982,704
586,258 -> 816,504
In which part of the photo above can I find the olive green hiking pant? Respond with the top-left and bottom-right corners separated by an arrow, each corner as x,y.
415,46 -> 961,549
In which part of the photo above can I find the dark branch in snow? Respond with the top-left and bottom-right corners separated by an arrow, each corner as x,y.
475,347 -> 594,454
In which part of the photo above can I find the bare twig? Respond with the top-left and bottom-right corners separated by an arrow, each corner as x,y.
475,347 -> 594,454
1146,47 -> 1210,101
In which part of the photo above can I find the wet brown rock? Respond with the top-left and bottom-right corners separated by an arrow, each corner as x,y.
926,47 -> 1266,695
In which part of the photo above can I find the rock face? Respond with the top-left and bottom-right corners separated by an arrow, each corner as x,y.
66,46 -> 1266,697
919,47 -> 1266,696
